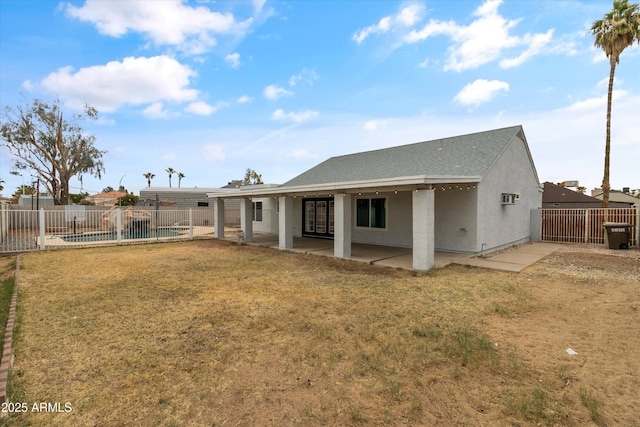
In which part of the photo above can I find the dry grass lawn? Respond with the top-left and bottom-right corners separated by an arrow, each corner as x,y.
3,240 -> 639,426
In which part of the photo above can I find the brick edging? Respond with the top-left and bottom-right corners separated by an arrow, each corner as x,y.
0,255 -> 20,404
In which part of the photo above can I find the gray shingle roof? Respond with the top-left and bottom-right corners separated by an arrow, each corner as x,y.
281,125 -> 525,188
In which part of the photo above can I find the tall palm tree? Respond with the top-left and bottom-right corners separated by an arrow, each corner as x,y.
166,167 -> 175,188
177,172 -> 185,188
590,0 -> 640,208
143,172 -> 155,188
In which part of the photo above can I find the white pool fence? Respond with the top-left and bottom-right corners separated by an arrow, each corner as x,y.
0,206 -> 215,252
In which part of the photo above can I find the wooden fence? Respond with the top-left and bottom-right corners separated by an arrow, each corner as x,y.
541,208 -> 639,246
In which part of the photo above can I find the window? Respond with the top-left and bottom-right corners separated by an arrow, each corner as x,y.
316,201 -> 327,233
197,201 -> 209,207
356,198 -> 386,228
305,201 -> 315,232
252,201 -> 263,222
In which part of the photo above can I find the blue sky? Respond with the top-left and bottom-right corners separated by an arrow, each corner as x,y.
1,0 -> 638,197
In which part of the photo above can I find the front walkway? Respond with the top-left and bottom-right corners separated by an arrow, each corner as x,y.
225,232 -> 561,272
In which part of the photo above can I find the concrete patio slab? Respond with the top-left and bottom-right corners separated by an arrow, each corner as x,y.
234,233 -> 561,273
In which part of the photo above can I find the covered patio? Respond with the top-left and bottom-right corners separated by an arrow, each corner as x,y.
213,186 -> 444,270
221,232 -> 558,272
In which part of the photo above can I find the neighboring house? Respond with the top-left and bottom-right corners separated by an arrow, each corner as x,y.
85,191 -> 128,206
209,125 -> 542,271
590,189 -> 638,208
139,186 -> 276,228
542,182 -> 631,208
18,194 -> 55,207
139,187 -> 217,207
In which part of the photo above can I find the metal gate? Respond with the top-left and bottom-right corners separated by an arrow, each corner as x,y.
541,208 -> 638,246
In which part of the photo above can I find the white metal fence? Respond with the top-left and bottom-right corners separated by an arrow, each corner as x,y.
541,208 -> 639,246
0,206 -> 215,253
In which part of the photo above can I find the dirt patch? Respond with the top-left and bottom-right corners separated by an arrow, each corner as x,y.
4,241 -> 639,426
486,245 -> 639,425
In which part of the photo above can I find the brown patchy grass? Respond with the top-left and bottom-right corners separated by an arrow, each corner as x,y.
4,241 -> 639,426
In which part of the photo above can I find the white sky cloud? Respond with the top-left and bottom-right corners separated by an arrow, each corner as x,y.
236,95 -> 252,104
225,52 -> 240,68
404,0 -> 553,72
64,0 -> 253,54
201,144 -> 226,161
142,102 -> 171,119
556,90 -> 628,112
288,68 -> 319,86
363,120 -> 386,131
454,79 -> 509,106
353,4 -> 425,44
500,29 -> 554,68
264,84 -> 293,100
596,76 -> 623,89
40,55 -> 199,113
21,80 -> 34,91
185,101 -> 220,116
287,148 -> 318,160
271,109 -> 319,123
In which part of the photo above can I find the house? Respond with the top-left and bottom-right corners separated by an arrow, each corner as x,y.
209,125 -> 542,271
590,188 -> 638,208
139,186 -> 276,227
139,187 -> 217,207
543,182 -> 631,208
18,194 -> 55,207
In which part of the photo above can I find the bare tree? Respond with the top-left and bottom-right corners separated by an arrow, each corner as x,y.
243,168 -> 263,185
0,98 -> 105,205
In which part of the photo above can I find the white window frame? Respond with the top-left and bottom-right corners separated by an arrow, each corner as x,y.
252,201 -> 263,222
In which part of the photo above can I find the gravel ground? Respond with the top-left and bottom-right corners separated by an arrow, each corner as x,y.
554,242 -> 640,260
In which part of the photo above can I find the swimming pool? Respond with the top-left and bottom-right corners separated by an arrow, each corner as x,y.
59,229 -> 183,243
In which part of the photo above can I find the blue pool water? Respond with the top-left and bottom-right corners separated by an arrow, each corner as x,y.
60,229 -> 183,243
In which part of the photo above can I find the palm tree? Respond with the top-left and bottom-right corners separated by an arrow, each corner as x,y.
177,172 -> 185,188
590,0 -> 640,208
143,172 -> 155,188
0,178 -> 4,193
166,167 -> 175,188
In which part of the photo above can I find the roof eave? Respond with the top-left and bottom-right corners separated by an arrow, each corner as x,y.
208,175 -> 482,198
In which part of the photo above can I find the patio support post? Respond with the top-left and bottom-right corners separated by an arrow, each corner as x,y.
412,189 -> 435,270
213,197 -> 225,238
334,193 -> 352,258
279,196 -> 294,249
240,198 -> 253,243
